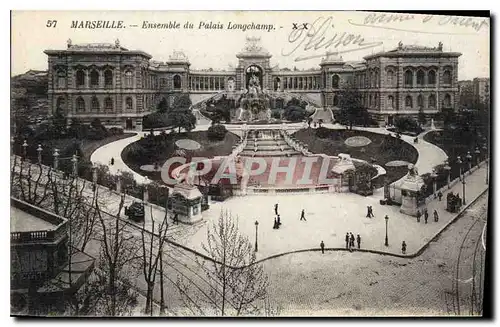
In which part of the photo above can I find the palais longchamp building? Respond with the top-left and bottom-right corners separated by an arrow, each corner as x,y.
44,37 -> 461,130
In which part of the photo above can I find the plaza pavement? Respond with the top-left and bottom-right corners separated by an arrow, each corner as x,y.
87,118 -> 487,263
177,162 -> 489,260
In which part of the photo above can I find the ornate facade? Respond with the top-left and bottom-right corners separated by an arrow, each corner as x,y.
45,38 -> 461,129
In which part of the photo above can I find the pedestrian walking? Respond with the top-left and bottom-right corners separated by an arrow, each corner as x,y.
369,206 -> 374,218
320,241 -> 325,254
273,217 -> 279,229
300,209 -> 306,221
174,213 -> 179,225
401,241 -> 407,254
110,157 -> 114,165
433,210 -> 439,222
424,209 -> 429,224
366,206 -> 371,218
350,233 -> 355,249
416,209 -> 421,223
277,214 -> 281,226
438,191 -> 443,201
345,233 -> 349,249
274,203 -> 278,216
356,234 -> 361,249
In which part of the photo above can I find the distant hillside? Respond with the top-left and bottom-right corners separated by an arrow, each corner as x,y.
11,70 -> 49,119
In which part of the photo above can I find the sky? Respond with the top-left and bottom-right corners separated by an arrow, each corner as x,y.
11,11 -> 490,80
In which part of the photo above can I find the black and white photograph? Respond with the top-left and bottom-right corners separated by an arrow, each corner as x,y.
9,10 -> 490,317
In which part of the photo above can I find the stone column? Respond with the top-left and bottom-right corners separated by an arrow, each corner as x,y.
71,154 -> 78,177
53,148 -> 59,170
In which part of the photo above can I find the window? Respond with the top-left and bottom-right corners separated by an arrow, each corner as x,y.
388,95 -> 394,108
105,97 -> 113,111
173,75 -> 181,89
387,70 -> 394,87
333,95 -> 339,106
374,70 -> 379,87
428,70 -> 436,85
443,94 -> 451,107
443,70 -> 452,85
91,96 -> 100,112
417,94 -> 424,108
405,96 -> 413,108
126,97 -> 133,110
428,94 -> 436,108
57,70 -> 66,88
404,70 -> 413,87
104,69 -> 113,87
76,97 -> 85,112
160,78 -> 166,87
76,70 -> 85,88
125,70 -> 133,88
90,70 -> 99,87
332,75 -> 339,88
416,70 -> 425,86
56,97 -> 65,112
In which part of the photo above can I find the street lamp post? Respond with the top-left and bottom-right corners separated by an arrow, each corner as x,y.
36,144 -> 43,164
254,220 -> 259,252
462,179 -> 466,205
443,160 -> 451,189
474,147 -> 480,167
22,140 -> 28,159
431,168 -> 437,198
457,156 -> 463,181
466,151 -> 472,175
384,215 -> 389,247
483,144 -> 489,185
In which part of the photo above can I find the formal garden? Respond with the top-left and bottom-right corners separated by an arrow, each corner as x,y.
293,127 -> 419,187
121,124 -> 240,184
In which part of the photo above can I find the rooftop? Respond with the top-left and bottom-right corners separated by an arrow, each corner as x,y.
11,206 -> 55,232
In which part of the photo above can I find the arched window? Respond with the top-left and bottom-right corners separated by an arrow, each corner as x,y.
333,95 -> 339,106
404,70 -> 413,87
405,96 -> 413,108
104,69 -> 113,87
90,70 -> 99,87
388,95 -> 394,108
91,96 -> 100,112
125,70 -> 133,88
56,96 -> 65,112
428,70 -> 436,85
443,94 -> 451,107
104,97 -> 113,111
416,70 -> 425,86
76,97 -> 85,112
443,70 -> 452,85
57,70 -> 66,88
374,70 -> 379,87
76,70 -> 85,88
428,94 -> 436,108
387,70 -> 394,87
332,75 -> 339,88
125,97 -> 133,110
417,94 -> 424,108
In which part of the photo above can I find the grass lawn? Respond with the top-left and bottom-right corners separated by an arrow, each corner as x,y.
293,128 -> 419,186
423,130 -> 481,159
122,130 -> 240,183
80,133 -> 136,161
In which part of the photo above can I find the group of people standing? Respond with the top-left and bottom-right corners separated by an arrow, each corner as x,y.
416,208 -> 439,224
345,232 -> 361,250
272,204 -> 307,229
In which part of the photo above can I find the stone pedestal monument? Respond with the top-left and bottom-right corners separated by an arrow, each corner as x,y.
399,164 -> 425,217
171,183 -> 203,224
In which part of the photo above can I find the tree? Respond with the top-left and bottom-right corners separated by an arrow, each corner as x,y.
157,98 -> 168,113
418,107 -> 427,127
140,207 -> 169,315
198,210 -> 269,316
95,195 -> 141,316
337,86 -> 364,130
173,94 -> 192,111
172,108 -> 197,133
207,124 -> 228,141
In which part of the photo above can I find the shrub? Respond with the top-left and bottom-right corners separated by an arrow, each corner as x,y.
143,112 -> 173,129
315,127 -> 331,138
284,105 -> 307,122
394,116 -> 423,133
109,127 -> 124,135
207,124 -> 228,141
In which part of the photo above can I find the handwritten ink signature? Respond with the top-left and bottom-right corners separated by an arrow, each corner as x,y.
348,12 -> 488,34
282,16 -> 384,62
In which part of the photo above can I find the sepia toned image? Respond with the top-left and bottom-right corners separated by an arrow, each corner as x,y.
10,10 -> 490,317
